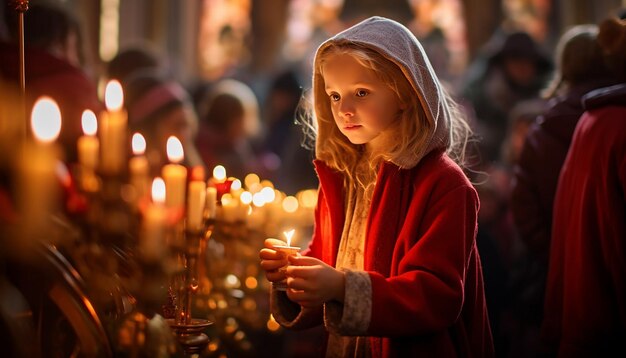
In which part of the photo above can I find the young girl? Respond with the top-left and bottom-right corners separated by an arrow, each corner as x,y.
259,16 -> 494,357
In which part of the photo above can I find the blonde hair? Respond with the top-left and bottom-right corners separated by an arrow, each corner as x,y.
310,41 -> 470,181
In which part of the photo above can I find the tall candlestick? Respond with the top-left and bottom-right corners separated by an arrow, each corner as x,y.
100,80 -> 127,175
141,177 -> 167,260
18,97 -> 61,238
129,132 -> 150,205
77,109 -> 99,171
162,136 -> 187,210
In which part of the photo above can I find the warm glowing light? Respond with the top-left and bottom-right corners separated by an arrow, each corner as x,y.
166,136 -> 184,163
249,182 -> 262,194
240,191 -> 252,205
152,177 -> 166,204
231,179 -> 242,190
299,189 -> 318,209
260,179 -> 274,189
213,165 -> 226,181
282,196 -> 299,213
260,187 -> 276,202
224,274 -> 240,288
244,173 -> 260,189
245,276 -> 258,289
252,193 -> 264,207
31,97 -> 61,143
99,0 -> 120,61
267,314 -> 280,331
81,110 -> 97,136
283,229 -> 295,247
132,133 -> 146,155
221,193 -> 233,206
104,80 -> 124,111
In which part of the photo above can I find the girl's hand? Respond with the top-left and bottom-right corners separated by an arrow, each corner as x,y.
284,256 -> 346,308
259,238 -> 289,283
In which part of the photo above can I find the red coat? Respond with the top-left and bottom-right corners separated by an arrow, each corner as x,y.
542,85 -> 626,357
278,150 -> 494,357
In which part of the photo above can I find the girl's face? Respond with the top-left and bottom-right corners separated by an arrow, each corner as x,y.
322,53 -> 402,151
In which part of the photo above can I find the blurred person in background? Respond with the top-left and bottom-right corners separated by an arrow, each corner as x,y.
195,78 -> 264,179
0,2 -> 102,164
541,16 -> 626,357
508,23 -> 614,358
261,69 -> 318,194
462,30 -> 552,165
124,70 -> 204,175
106,43 -> 164,88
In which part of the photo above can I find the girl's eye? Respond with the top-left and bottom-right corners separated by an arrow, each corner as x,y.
329,93 -> 340,102
356,89 -> 369,97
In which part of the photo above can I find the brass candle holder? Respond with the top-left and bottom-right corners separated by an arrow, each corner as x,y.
165,223 -> 215,355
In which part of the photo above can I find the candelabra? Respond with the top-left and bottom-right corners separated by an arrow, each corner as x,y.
0,5 -> 317,354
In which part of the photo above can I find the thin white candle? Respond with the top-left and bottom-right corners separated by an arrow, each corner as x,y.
100,80 -> 127,175
141,177 -> 167,260
162,136 -> 187,209
129,132 -> 149,204
77,110 -> 99,171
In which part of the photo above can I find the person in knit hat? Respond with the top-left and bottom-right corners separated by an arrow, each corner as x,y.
259,16 -> 493,357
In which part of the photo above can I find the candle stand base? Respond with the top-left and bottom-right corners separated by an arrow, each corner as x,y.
166,318 -> 213,355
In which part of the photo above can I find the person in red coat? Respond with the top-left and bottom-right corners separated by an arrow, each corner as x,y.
259,16 -> 494,357
541,16 -> 626,357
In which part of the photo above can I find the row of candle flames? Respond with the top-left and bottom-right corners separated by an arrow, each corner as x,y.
18,79 -> 316,262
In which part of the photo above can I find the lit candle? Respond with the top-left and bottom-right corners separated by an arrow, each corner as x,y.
273,229 -> 300,291
187,179 -> 206,231
213,165 -> 226,183
220,193 -> 238,223
205,186 -> 217,219
210,165 -> 232,199
18,97 -> 62,234
230,178 -> 244,200
141,177 -> 167,260
100,80 -> 128,175
239,190 -> 252,222
129,132 -> 150,205
162,136 -> 187,209
77,109 -> 99,171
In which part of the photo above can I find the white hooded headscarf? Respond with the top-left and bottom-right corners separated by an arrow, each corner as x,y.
313,16 -> 452,168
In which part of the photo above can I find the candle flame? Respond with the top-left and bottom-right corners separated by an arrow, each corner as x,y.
260,187 -> 275,203
132,133 -> 146,155
283,229 -> 295,247
240,191 -> 252,205
252,192 -> 266,207
244,173 -> 260,189
230,179 -> 242,191
166,136 -> 184,163
152,177 -> 166,204
213,165 -> 226,181
31,96 -> 62,143
104,80 -> 124,111
81,110 -> 97,136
